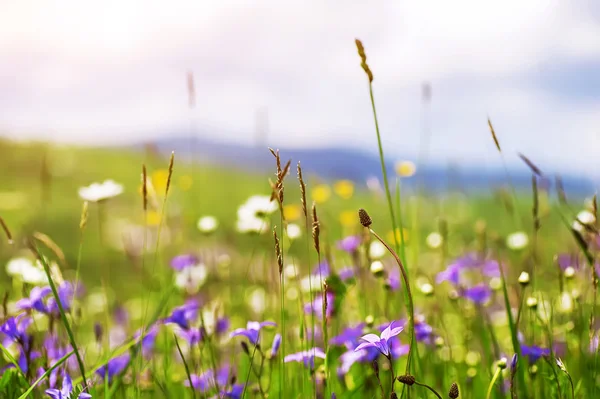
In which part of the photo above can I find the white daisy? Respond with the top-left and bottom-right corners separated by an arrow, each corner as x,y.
78,180 -> 123,202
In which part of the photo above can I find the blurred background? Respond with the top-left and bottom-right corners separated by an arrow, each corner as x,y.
1,1 -> 599,189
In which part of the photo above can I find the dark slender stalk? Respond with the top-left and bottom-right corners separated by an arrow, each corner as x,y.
29,241 -> 88,388
413,381 -> 442,398
174,335 -> 196,399
368,228 -> 416,375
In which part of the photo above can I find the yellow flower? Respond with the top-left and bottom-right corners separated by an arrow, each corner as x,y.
333,180 -> 354,200
178,175 -> 193,191
283,204 -> 302,221
339,210 -> 357,227
311,184 -> 331,204
386,228 -> 410,244
152,169 -> 169,195
395,161 -> 416,177
146,210 -> 162,226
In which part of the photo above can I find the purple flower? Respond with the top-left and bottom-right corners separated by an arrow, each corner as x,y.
224,384 -> 244,398
17,347 -> 40,374
176,327 -> 205,346
230,321 -> 276,345
304,292 -> 334,319
47,281 -> 76,315
185,366 -> 230,393
463,284 -> 492,305
96,353 -> 130,383
337,236 -> 361,253
330,323 -> 365,350
215,317 -> 230,335
16,286 -> 51,313
284,347 -> 326,369
355,321 -> 404,357
521,344 -> 550,363
0,314 -> 32,345
134,325 -> 159,358
113,305 -> 129,326
164,300 -> 200,330
338,267 -> 356,282
414,321 -> 434,343
45,374 -> 91,399
271,333 -> 282,357
171,254 -> 199,271
436,253 -> 500,285
386,268 -> 401,291
312,262 -> 330,278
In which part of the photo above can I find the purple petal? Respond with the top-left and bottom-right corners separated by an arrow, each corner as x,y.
359,333 -> 381,344
354,342 -> 375,352
45,389 -> 61,399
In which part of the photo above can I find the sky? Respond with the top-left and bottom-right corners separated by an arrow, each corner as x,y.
1,1 -> 599,175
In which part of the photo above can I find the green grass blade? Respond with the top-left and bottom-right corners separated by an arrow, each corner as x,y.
174,335 -> 196,399
29,239 -> 88,388
18,349 -> 75,399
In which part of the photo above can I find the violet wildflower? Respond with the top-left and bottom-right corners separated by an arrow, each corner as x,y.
330,323 -> 365,350
521,344 -> 550,363
284,347 -> 326,369
230,321 -> 276,345
355,321 -> 404,357
16,286 -> 51,313
385,268 -> 401,291
337,235 -> 361,253
436,253 -> 499,285
46,281 -> 76,315
215,317 -> 230,335
224,384 -> 244,398
163,300 -> 200,330
96,353 -> 130,383
45,374 -> 91,399
338,266 -> 356,282
170,253 -> 200,271
176,327 -> 204,346
304,292 -> 334,318
463,284 -> 492,305
1,314 -> 32,345
312,261 -> 331,278
271,333 -> 282,357
185,366 -> 230,393
134,325 -> 159,358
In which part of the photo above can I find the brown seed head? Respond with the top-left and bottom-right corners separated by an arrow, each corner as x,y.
372,360 -> 379,378
355,39 -> 373,82
142,164 -> 148,211
449,382 -> 459,398
390,393 -> 398,399
297,162 -> 307,217
358,208 -> 372,227
312,203 -> 320,254
241,341 -> 250,355
79,201 -> 89,231
273,227 -> 283,274
397,375 -> 415,386
487,118 -> 501,153
165,152 -> 175,196
0,216 -> 13,244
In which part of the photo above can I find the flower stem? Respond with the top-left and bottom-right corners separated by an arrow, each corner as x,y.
369,229 -> 416,373
486,367 -> 502,399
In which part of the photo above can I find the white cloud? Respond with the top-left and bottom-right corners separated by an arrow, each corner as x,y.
0,0 -> 599,174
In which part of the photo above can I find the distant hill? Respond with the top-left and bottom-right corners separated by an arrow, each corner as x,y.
139,136 -> 597,196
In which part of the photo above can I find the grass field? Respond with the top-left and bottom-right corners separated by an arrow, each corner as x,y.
0,39 -> 599,397
1,134 -> 598,399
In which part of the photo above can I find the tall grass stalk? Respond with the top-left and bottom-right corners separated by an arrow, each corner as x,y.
29,240 -> 88,388
354,39 -> 415,383
18,349 -> 76,399
174,335 -> 197,399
